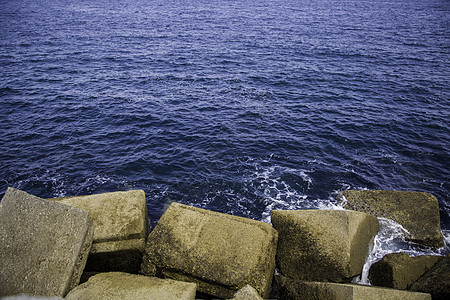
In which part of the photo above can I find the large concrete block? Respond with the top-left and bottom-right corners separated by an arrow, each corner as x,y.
0,188 -> 94,297
1,296 -> 63,300
369,252 -> 443,290
231,285 -> 263,300
339,190 -> 444,248
141,202 -> 278,299
49,190 -> 148,273
275,276 -> 431,300
271,209 -> 379,282
410,255 -> 450,300
65,272 -> 196,300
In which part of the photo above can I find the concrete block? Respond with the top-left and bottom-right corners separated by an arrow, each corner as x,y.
339,190 -> 444,248
141,202 -> 278,299
271,209 -> 379,282
0,188 -> 94,297
231,285 -> 263,300
410,255 -> 450,300
49,190 -> 148,273
276,276 -> 431,300
1,296 -> 63,300
369,252 -> 443,289
65,272 -> 196,300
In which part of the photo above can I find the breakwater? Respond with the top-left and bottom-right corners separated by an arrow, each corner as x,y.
1,188 -> 447,299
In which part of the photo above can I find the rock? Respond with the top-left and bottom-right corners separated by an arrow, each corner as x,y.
79,271 -> 101,284
339,190 -> 444,248
368,252 -> 443,290
0,188 -> 94,297
231,285 -> 263,300
141,202 -> 278,299
409,255 -> 450,300
271,209 -> 379,282
65,272 -> 196,300
49,190 -> 148,273
1,296 -> 63,300
275,275 -> 431,300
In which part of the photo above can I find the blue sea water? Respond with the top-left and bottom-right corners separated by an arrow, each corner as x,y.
0,0 -> 449,257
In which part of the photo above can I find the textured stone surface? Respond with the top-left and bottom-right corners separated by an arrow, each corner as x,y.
141,202 -> 278,299
369,252 -> 443,290
410,255 -> 450,300
0,188 -> 94,297
271,209 -> 379,282
275,276 -> 431,300
1,296 -> 63,300
231,285 -> 263,300
65,272 -> 196,300
339,190 -> 444,248
49,190 -> 148,273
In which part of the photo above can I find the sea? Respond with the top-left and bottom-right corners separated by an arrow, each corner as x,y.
1,0 -> 449,281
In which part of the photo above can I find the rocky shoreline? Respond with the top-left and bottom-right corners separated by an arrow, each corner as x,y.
0,188 -> 448,299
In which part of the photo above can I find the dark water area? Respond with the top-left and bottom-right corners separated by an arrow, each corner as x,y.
1,0 -> 449,238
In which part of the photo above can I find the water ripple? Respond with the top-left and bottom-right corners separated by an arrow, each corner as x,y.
0,0 -> 448,236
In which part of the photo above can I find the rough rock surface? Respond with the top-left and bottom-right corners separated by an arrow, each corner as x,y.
231,285 -> 263,300
369,252 -> 443,290
339,190 -> 444,248
271,209 -> 379,282
65,272 -> 196,300
49,190 -> 148,273
410,255 -> 450,300
1,296 -> 63,300
275,276 -> 431,300
0,188 -> 94,297
141,202 -> 278,299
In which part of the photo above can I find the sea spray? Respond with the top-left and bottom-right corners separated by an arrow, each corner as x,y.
356,218 -> 448,285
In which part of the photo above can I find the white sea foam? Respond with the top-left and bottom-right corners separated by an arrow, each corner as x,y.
356,218 -> 447,285
251,165 -> 448,285
442,229 -> 450,249
247,164 -> 339,223
356,218 -> 410,284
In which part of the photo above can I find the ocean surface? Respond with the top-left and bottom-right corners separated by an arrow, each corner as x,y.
1,0 -> 449,268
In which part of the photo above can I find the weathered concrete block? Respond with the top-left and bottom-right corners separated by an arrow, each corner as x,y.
410,255 -> 450,300
141,202 -> 278,299
49,190 -> 148,273
1,296 -> 63,300
369,252 -> 443,290
339,190 -> 444,248
231,285 -> 263,300
275,275 -> 431,300
0,188 -> 94,297
65,272 -> 196,300
271,209 -> 379,282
